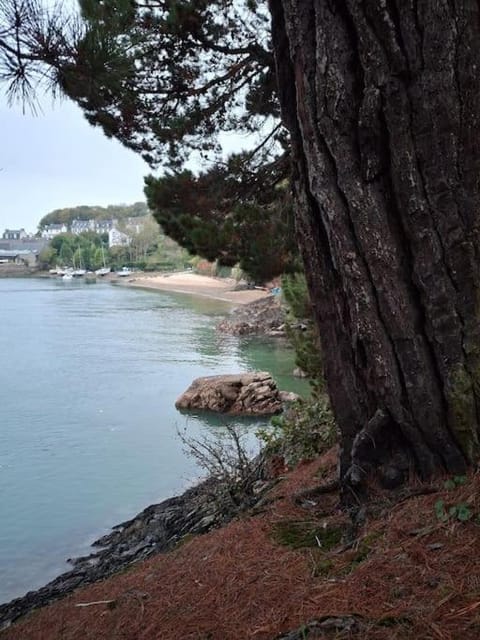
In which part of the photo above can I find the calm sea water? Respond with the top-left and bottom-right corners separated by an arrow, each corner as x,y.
0,277 -> 305,603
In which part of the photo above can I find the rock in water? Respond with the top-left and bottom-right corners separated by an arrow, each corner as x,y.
175,372 -> 283,416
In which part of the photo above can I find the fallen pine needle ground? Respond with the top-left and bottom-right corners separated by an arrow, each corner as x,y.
3,448 -> 480,640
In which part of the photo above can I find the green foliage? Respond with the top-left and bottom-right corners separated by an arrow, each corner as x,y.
45,213 -> 190,272
435,499 -> 472,523
1,0 -> 278,168
444,475 -> 467,490
108,245 -> 130,270
281,272 -> 311,318
310,556 -> 334,578
173,533 -> 196,550
145,169 -> 298,283
347,532 -> 382,570
435,475 -> 472,523
37,246 -> 58,268
454,504 -> 472,522
49,232 -> 105,270
434,499 -> 448,522
447,366 -> 480,461
282,273 -> 324,396
259,396 -> 336,466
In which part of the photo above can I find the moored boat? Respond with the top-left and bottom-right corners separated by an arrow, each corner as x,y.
116,267 -> 132,277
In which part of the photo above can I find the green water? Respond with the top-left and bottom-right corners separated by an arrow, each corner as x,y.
0,278 -> 308,602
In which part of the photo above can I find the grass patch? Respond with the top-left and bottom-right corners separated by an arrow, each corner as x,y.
349,531 -> 383,568
271,520 -> 343,550
309,552 -> 334,578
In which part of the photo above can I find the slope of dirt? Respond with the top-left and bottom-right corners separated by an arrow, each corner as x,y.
3,448 -> 480,640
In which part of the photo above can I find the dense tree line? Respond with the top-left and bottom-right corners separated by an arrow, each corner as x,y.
38,202 -> 149,229
39,217 -> 191,272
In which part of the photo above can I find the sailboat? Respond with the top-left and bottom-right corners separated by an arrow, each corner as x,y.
72,250 -> 86,277
95,245 -> 111,276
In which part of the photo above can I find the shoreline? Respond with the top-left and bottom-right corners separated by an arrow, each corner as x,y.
11,269 -> 272,305
113,271 -> 271,305
0,468 -> 270,629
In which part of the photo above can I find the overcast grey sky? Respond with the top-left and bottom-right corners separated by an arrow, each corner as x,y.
0,92 -> 252,235
0,94 -> 151,233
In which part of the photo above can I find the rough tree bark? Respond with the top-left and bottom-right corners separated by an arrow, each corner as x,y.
269,0 -> 480,490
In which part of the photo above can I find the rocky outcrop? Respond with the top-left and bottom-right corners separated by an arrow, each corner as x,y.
217,296 -> 287,336
175,372 -> 284,415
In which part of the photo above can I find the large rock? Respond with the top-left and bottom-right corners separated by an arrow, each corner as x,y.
175,372 -> 284,415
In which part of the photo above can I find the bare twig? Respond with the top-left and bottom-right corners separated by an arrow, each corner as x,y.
75,600 -> 116,608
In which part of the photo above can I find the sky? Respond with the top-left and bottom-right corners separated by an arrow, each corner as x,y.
0,93 -> 251,235
0,95 -> 151,234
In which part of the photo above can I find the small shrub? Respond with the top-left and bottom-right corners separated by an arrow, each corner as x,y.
444,475 -> 467,490
258,395 -> 337,466
178,424 -> 263,507
435,499 -> 472,523
174,533 -> 196,549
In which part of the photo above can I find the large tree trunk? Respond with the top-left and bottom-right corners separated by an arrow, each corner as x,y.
269,0 -> 480,490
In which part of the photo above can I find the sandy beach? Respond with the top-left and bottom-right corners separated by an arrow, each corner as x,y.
116,271 -> 271,304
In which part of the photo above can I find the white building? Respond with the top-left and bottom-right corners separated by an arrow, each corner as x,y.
71,219 -> 96,235
2,229 -> 28,240
95,219 -> 117,234
41,223 -> 68,239
108,228 -> 130,248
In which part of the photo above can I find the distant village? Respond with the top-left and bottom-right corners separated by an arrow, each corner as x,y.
0,216 -> 147,268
